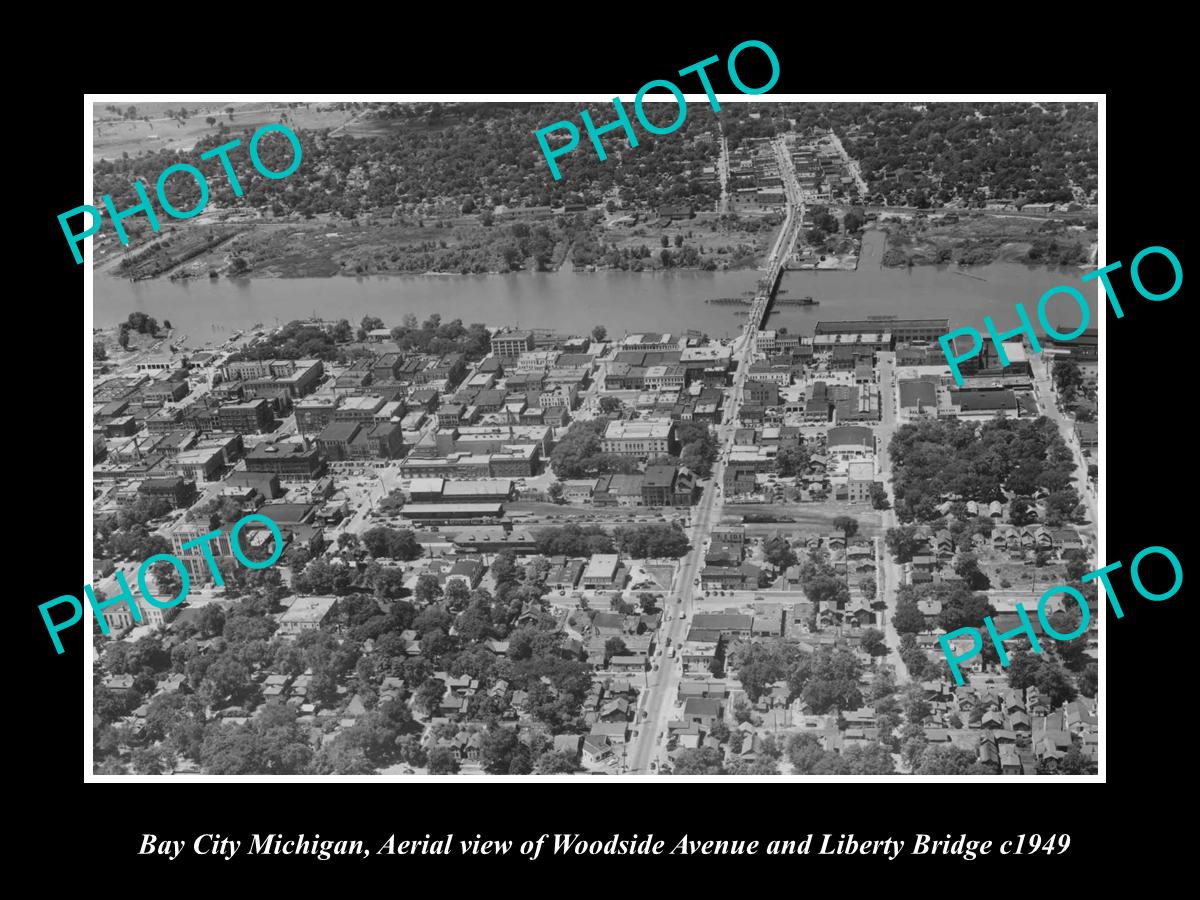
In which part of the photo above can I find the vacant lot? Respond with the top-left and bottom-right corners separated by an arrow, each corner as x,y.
878,212 -> 1097,268
723,501 -> 883,537
93,102 -> 357,161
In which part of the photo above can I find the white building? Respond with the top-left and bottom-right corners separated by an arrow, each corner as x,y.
601,420 -> 674,457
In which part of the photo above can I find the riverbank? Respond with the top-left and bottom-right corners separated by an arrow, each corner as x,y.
876,211 -> 1097,269
99,208 -> 780,282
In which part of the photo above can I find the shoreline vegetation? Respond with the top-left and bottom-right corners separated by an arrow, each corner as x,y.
103,211 -> 776,282
876,210 -> 1097,270
93,101 -> 1097,282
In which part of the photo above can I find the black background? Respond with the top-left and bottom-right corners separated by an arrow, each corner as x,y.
21,24 -> 1189,881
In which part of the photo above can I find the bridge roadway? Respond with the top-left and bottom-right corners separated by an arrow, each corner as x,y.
625,138 -> 805,774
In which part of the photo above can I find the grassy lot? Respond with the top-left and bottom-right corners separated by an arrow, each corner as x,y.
601,211 -> 773,270
93,102 -> 356,161
983,559 -> 1068,590
723,500 -> 882,537
878,212 -> 1097,268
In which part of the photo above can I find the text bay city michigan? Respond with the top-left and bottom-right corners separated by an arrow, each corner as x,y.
142,832 -> 1068,861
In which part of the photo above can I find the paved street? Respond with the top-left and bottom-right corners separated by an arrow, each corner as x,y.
626,136 -> 804,773
874,351 -> 905,674
1030,352 -> 1097,541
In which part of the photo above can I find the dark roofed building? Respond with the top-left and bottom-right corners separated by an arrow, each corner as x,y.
316,421 -> 361,461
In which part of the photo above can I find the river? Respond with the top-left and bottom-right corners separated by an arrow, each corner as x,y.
93,231 -> 1093,343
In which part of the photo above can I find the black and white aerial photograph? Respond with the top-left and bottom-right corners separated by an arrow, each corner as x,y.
87,98 -> 1101,778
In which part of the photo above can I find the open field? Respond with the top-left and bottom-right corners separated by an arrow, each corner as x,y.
92,102 -> 358,161
983,559 -> 1069,590
722,501 -> 883,537
599,211 -> 775,271
877,211 -> 1097,268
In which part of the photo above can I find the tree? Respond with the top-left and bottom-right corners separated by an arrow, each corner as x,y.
728,640 -> 804,702
1007,651 -> 1077,706
1053,359 -> 1085,404
936,586 -> 997,633
591,325 -> 607,342
201,655 -> 252,707
869,483 -> 890,509
953,552 -> 989,590
860,628 -> 888,658
885,526 -> 923,563
791,647 -> 863,714
414,680 -> 445,716
786,732 -> 834,774
480,725 -> 523,774
669,746 -> 724,775
1009,497 -> 1037,526
1046,488 -> 1082,526
613,523 -> 690,559
832,516 -> 860,541
638,593 -> 659,613
764,540 -> 798,572
196,604 -> 227,639
802,574 -> 849,610
775,444 -> 809,477
536,750 -> 581,774
598,396 -> 621,414
837,742 -> 895,775
414,574 -> 443,605
131,745 -> 175,775
604,637 -> 628,664
427,747 -> 460,774
361,527 -> 423,561
1057,744 -> 1097,775
914,744 -> 995,775
200,703 -> 311,774
859,576 -> 877,602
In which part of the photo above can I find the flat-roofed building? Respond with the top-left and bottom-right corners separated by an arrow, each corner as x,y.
277,595 -> 338,637
813,332 -> 892,353
581,554 -> 623,589
316,421 -> 361,461
492,330 -> 535,358
898,379 -> 939,423
440,479 -> 514,503
950,389 -> 1019,420
363,422 -> 402,458
815,318 -> 949,345
294,396 -> 339,436
601,420 -> 674,457
622,333 -> 684,352
690,613 -> 753,638
448,424 -> 553,457
400,503 -> 503,519
334,395 -> 386,422
244,441 -> 325,479
171,520 -> 234,583
217,399 -> 273,434
176,446 -> 225,481
827,425 -> 874,462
